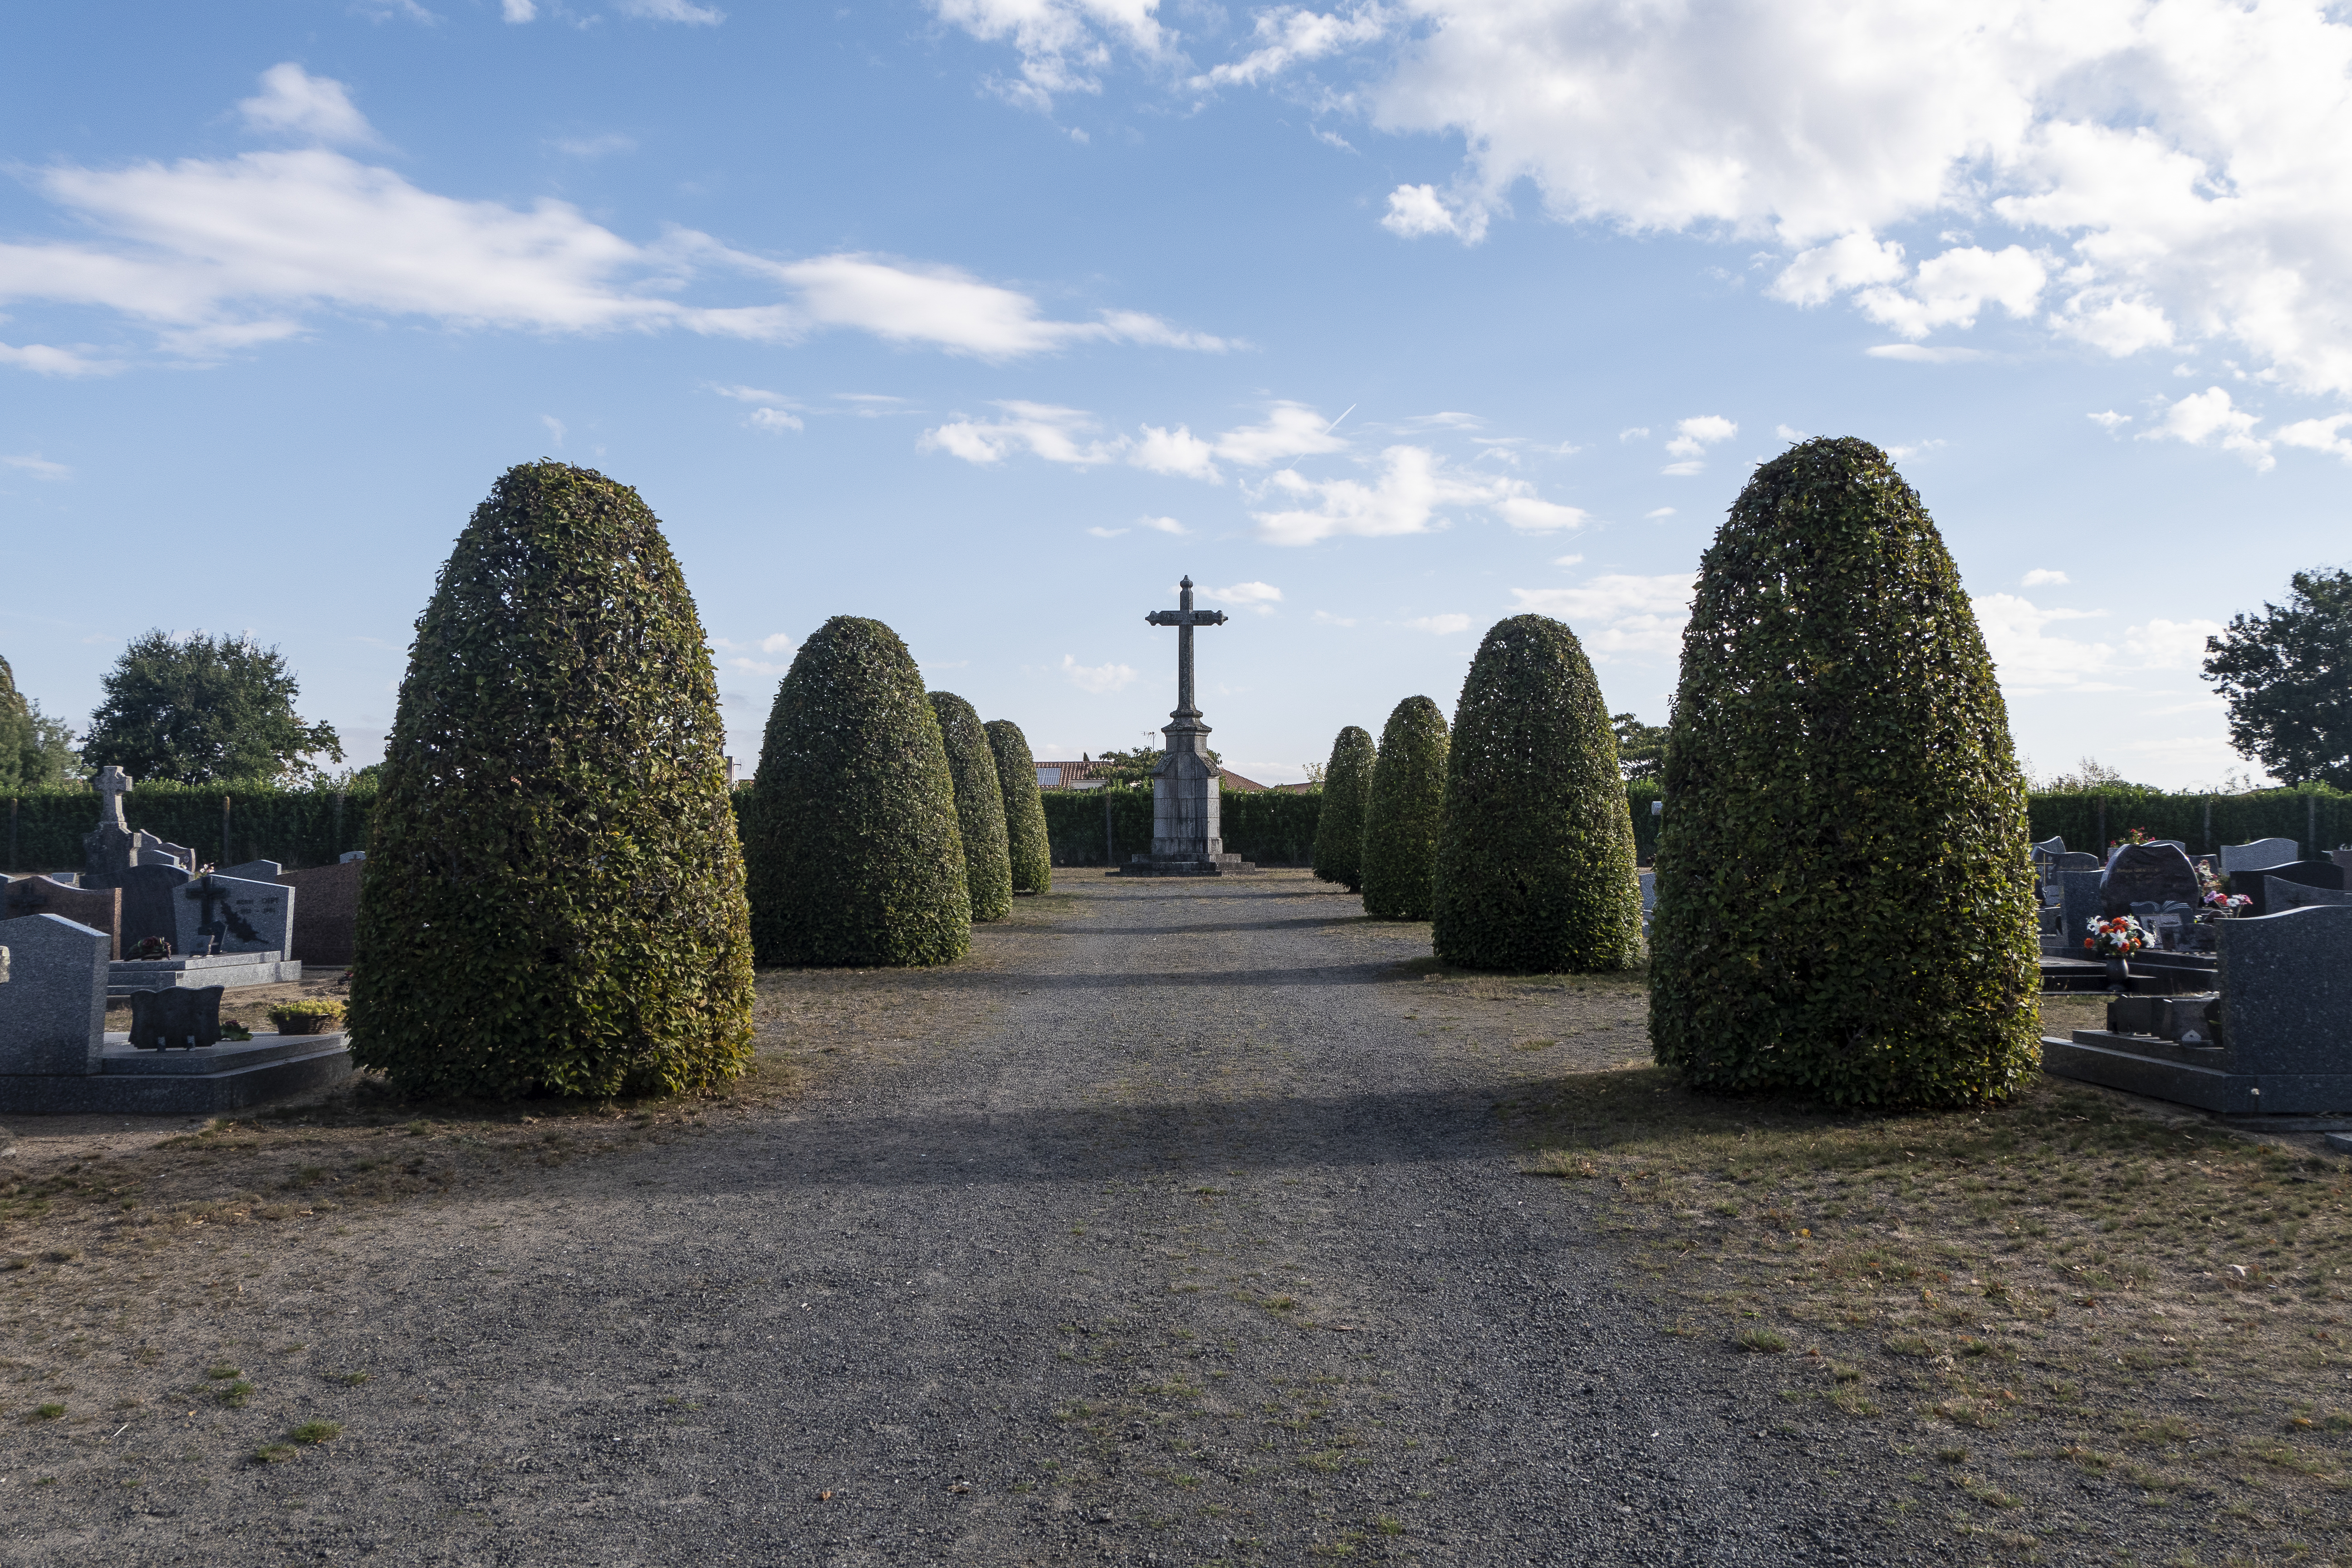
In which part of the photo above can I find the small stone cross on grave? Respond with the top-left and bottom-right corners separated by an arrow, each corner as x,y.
1145,577 -> 1228,733
94,766 -> 132,830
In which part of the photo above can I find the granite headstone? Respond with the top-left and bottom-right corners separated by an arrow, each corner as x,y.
2245,860 -> 2347,917
2222,838 -> 2300,876
2266,877 -> 2352,913
2217,904 -> 2352,1083
2102,842 -> 2200,918
119,863 -> 192,953
3,875 -> 123,960
219,860 -> 281,882
173,873 -> 294,958
2059,869 -> 2107,953
0,914 -> 108,1077
127,985 -> 225,1050
277,860 -> 359,965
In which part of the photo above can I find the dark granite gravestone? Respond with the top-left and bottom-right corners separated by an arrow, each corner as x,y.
2030,835 -> 2067,861
2222,838 -> 2299,877
2102,843 -> 2200,917
2052,852 -> 2102,875
0,914 -> 109,1077
174,873 -> 294,956
2243,859 -> 2344,917
3,875 -> 122,959
278,860 -> 359,965
127,985 -> 225,1050
219,860 -> 282,882
2259,870 -> 2352,916
2059,869 -> 2106,952
119,864 -> 192,953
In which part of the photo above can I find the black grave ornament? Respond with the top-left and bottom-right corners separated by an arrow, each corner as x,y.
127,985 -> 225,1050
2100,843 -> 2200,918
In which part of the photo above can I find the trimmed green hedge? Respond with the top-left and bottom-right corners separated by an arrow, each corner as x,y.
349,461 -> 755,1101
1311,727 -> 1375,892
984,719 -> 1052,894
2,781 -> 378,874
1433,615 -> 1642,971
1036,784 -> 1321,867
1648,438 -> 2038,1109
1361,697 -> 1449,920
930,691 -> 1012,923
741,616 -> 970,968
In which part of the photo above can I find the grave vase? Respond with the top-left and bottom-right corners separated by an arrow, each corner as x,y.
2103,956 -> 2132,987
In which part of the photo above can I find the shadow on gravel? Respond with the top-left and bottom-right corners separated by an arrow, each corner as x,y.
750,1083 -> 1507,1185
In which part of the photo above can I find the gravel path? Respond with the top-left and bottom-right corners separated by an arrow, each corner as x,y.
10,872 -> 1918,1565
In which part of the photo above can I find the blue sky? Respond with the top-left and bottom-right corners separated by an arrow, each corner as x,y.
4,1 -> 2349,789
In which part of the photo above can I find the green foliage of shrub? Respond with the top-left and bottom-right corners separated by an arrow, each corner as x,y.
930,692 -> 1013,923
348,462 -> 755,1100
1310,726 -> 1375,892
0,781 -> 377,874
742,616 -> 970,967
984,719 -> 1052,893
1648,438 -> 2038,1108
1433,615 -> 1642,971
0,654 -> 82,792
1360,699 -> 1448,920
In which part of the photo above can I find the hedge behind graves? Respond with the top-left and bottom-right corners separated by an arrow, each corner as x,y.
742,616 -> 970,967
1434,615 -> 1642,971
1360,698 -> 1449,919
985,719 -> 1053,893
1311,726 -> 1375,892
1648,437 -> 2037,1109
931,692 -> 1013,922
349,461 -> 755,1100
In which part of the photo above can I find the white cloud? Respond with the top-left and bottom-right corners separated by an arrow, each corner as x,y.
932,0 -> 1168,110
958,0 -> 2352,397
759,632 -> 796,654
0,138 -> 1224,364
1061,653 -> 1139,695
1380,183 -> 1487,243
1403,613 -> 1472,634
2021,568 -> 2070,588
502,0 -> 536,20
2,453 -> 71,480
1643,507 -> 1675,519
1194,5 -> 1389,88
239,64 -> 378,147
2088,410 -> 2133,432
1202,581 -> 1283,614
711,383 -> 788,403
2141,387 -> 2274,471
540,414 -> 566,445
1970,593 -> 2223,696
1863,344 -> 1988,364
2277,413 -> 2352,461
1508,573 -> 1696,655
1087,525 -> 1127,538
1774,424 -> 1807,441
1215,401 -> 1351,466
1885,438 -> 1947,461
750,407 -> 803,432
615,0 -> 724,23
921,401 -> 1122,466
1492,495 -> 1587,534
1129,423 -> 1221,480
1551,553 -> 1584,566
1663,415 -> 1736,460
1137,514 -> 1187,534
1618,427 -> 1649,441
0,341 -> 120,376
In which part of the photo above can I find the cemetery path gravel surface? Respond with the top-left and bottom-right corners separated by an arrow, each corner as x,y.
10,876 -> 1934,1566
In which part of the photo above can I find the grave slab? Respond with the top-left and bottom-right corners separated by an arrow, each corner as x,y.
107,951 -> 300,996
0,1032 -> 353,1116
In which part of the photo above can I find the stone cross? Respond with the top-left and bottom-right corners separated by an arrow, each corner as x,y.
94,766 -> 132,830
1144,578 -> 1228,738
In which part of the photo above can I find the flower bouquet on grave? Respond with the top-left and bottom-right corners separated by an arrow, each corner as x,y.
128,935 -> 173,960
2084,915 -> 2150,958
2109,827 -> 2153,849
2200,889 -> 2251,919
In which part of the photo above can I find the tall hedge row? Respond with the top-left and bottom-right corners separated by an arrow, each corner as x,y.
1032,786 -> 1319,867
1648,438 -> 2038,1108
1360,697 -> 1449,920
1311,726 -> 1375,892
1433,615 -> 1642,971
930,692 -> 1013,923
349,461 -> 755,1100
741,616 -> 970,968
985,719 -> 1053,893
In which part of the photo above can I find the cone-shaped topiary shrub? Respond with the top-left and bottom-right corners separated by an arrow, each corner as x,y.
1649,437 -> 2037,1108
1311,726 -> 1375,892
930,692 -> 1013,923
349,461 -> 754,1100
1433,615 -> 1643,971
742,617 -> 970,967
985,718 -> 1053,895
1360,698 -> 1449,920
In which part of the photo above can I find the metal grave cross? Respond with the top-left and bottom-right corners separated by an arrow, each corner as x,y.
1144,577 -> 1227,731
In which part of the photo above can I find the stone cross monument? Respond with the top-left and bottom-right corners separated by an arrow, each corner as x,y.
1122,578 -> 1252,876
83,766 -> 138,888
